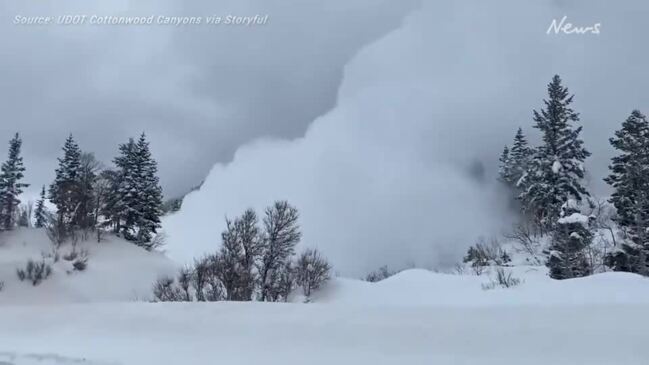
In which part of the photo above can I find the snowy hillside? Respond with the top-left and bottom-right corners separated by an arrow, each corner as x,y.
1,268 -> 649,364
1,227 -> 648,364
0,229 -> 177,305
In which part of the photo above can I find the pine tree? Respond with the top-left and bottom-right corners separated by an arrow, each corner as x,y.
603,110 -> 649,274
77,152 -> 100,230
498,146 -> 512,183
0,133 -> 29,230
111,134 -> 163,248
509,127 -> 534,187
49,135 -> 82,230
499,128 -> 534,189
111,138 -> 136,236
34,186 -> 48,228
546,200 -> 593,279
519,75 -> 591,230
134,134 -> 163,245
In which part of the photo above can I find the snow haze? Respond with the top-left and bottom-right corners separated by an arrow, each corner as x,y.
164,1 -> 649,276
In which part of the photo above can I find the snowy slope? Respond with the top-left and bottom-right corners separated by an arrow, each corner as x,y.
0,229 -> 177,305
0,269 -> 648,364
1,229 -> 648,364
315,268 -> 649,307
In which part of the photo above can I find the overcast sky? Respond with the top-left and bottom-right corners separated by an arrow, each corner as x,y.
0,0 -> 417,198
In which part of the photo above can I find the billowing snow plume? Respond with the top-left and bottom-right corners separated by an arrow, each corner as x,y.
164,1 -> 649,276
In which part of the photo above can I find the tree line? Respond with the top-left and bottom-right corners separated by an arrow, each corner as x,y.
0,133 -> 163,249
498,74 -> 649,279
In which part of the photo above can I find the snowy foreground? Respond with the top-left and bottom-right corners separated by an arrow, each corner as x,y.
1,230 -> 649,364
1,270 -> 649,364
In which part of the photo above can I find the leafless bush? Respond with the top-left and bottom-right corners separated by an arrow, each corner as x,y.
481,267 -> 522,290
463,237 -> 511,275
153,256 -> 225,302
193,254 -> 225,302
0,281 -> 4,292
295,248 -> 331,299
45,215 -> 67,248
364,265 -> 396,282
177,266 -> 192,302
16,259 -> 53,286
63,247 -> 89,272
452,263 -> 466,275
504,223 -> 543,265
152,276 -> 186,302
141,231 -> 167,251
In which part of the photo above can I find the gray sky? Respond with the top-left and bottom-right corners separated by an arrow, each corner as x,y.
0,0 -> 418,198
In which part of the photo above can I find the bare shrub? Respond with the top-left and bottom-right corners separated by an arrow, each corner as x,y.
177,266 -> 192,302
152,276 -> 186,302
140,231 -> 167,251
295,248 -> 331,299
481,267 -> 522,290
505,222 -> 543,265
63,247 -> 89,272
364,265 -> 396,282
153,256 -> 225,302
16,259 -> 53,286
463,237 -> 511,275
452,263 -> 466,275
194,254 -> 225,302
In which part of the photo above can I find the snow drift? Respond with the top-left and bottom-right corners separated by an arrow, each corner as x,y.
0,229 -> 177,305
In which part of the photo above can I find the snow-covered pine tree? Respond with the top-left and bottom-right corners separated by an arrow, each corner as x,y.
133,134 -> 163,246
519,75 -> 591,230
34,186 -> 48,228
603,110 -> 649,274
111,134 -> 163,248
0,133 -> 29,230
546,200 -> 593,279
509,127 -> 534,188
497,145 -> 512,184
49,135 -> 82,230
110,138 -> 136,236
76,152 -> 100,230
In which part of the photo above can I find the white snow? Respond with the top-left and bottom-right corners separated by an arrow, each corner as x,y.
552,160 -> 562,173
558,212 -> 590,225
0,229 -> 177,305
2,230 -> 649,364
0,268 -> 648,364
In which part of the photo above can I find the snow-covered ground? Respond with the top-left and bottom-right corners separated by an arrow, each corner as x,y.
1,297 -> 647,365
0,229 -> 177,305
1,229 -> 648,364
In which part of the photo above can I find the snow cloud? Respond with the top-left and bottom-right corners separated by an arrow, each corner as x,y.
164,0 -> 649,276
